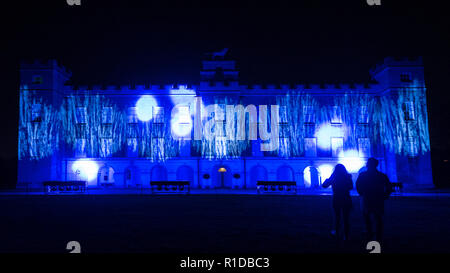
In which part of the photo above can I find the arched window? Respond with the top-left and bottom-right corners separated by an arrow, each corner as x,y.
98,165 -> 115,186
249,165 -> 268,188
303,166 -> 320,188
276,165 -> 295,181
151,165 -> 168,182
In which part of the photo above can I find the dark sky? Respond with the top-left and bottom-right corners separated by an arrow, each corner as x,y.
1,0 -> 449,182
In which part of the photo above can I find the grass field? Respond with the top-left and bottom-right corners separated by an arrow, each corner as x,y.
1,194 -> 449,253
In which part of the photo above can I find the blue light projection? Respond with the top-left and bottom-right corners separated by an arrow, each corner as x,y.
136,95 -> 157,122
314,123 -> 345,149
171,105 -> 193,138
18,84 -> 431,162
318,164 -> 334,181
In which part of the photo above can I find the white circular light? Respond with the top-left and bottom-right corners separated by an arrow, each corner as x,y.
136,95 -> 157,122
171,105 -> 193,138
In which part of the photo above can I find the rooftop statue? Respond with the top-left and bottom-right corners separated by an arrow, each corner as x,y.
208,48 -> 229,60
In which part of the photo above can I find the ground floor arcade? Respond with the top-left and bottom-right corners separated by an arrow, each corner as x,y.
64,157 -> 383,189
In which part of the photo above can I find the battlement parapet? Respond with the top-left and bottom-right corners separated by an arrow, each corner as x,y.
370,56 -> 423,75
239,82 -> 379,94
199,81 -> 240,90
69,81 -> 380,96
69,83 -> 204,96
20,59 -> 72,78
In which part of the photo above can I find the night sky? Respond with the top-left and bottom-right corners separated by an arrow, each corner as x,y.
1,0 -> 449,186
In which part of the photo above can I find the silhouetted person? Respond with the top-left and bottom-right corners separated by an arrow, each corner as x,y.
356,158 -> 392,242
322,164 -> 353,241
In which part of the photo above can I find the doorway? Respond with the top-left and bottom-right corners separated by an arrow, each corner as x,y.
212,165 -> 232,188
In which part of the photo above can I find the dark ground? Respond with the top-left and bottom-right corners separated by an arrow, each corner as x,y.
0,195 -> 449,253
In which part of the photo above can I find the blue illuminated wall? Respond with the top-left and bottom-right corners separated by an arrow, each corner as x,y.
17,57 -> 433,189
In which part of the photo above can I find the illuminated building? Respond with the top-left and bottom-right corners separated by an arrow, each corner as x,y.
17,56 -> 432,189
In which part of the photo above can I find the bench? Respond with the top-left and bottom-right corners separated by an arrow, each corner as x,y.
43,181 -> 87,194
257,181 -> 297,195
150,181 -> 190,194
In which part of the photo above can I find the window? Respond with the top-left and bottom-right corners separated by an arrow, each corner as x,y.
358,106 -> 369,124
303,106 -> 315,123
32,75 -> 43,84
214,104 -> 225,121
101,138 -> 113,157
407,137 -> 418,157
128,107 -> 138,124
127,123 -> 139,138
400,73 -> 412,82
102,107 -> 113,124
357,124 -> 369,138
152,123 -> 164,138
279,123 -> 289,138
151,138 -> 165,154
75,139 -> 86,157
304,138 -> 317,157
75,124 -> 88,139
406,122 -> 416,138
100,107 -> 113,157
127,138 -> 138,157
31,103 -> 42,122
213,104 -> 226,137
276,106 -> 288,138
215,136 -> 227,156
331,137 -> 343,157
74,109 -> 87,156
152,107 -> 165,138
278,137 -> 290,158
358,138 -> 371,157
153,107 -> 164,123
330,106 -> 342,124
101,124 -> 113,138
304,124 -> 315,138
127,107 -> 139,157
215,121 -> 226,137
76,107 -> 87,124
177,106 -> 191,124
177,106 -> 192,138
404,102 -> 415,120
279,106 -> 288,124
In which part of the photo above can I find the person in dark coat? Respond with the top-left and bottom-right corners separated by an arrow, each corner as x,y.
356,157 -> 392,242
322,164 -> 354,240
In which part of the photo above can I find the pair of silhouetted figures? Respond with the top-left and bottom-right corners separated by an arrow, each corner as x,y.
322,157 -> 392,242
